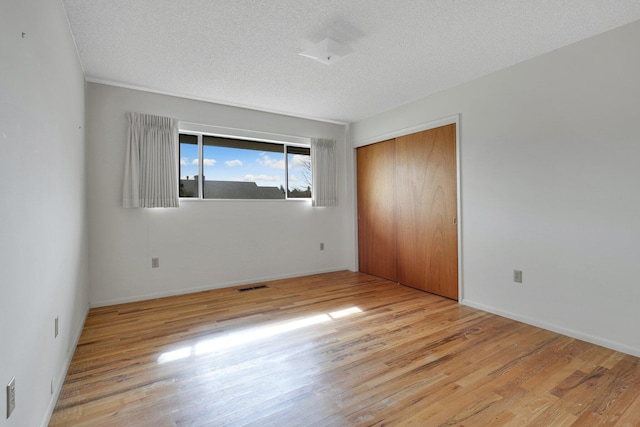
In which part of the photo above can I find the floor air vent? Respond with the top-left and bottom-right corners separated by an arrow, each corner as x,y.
237,285 -> 269,293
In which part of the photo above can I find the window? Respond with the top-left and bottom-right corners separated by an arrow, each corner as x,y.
287,145 -> 312,198
179,132 -> 311,200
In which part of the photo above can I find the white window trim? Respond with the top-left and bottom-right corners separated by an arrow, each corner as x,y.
179,122 -> 311,146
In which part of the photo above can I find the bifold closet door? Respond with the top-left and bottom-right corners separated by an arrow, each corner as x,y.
395,124 -> 458,300
357,139 -> 397,281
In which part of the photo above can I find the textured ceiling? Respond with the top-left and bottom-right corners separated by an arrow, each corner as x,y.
62,1 -> 640,123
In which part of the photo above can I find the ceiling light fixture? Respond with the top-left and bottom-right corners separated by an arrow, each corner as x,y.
299,37 -> 355,65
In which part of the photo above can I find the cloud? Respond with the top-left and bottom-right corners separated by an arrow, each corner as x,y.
244,174 -> 281,182
257,154 -> 285,170
290,174 -> 299,181
225,159 -> 243,167
192,158 -> 216,166
290,154 -> 310,167
180,157 -> 188,166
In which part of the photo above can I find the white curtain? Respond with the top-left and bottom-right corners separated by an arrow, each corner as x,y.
123,113 -> 180,208
311,138 -> 337,207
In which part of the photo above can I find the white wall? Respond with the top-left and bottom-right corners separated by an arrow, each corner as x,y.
86,83 -> 354,306
350,20 -> 640,357
0,1 -> 88,426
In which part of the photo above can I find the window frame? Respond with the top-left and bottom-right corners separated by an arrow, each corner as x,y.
178,123 -> 312,201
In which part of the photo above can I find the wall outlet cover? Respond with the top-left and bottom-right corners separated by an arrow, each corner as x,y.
514,270 -> 523,283
6,376 -> 15,418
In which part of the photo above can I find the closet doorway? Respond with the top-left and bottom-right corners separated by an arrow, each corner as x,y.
357,123 -> 458,300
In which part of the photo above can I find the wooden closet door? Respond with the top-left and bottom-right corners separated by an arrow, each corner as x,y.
357,140 -> 397,281
395,124 -> 458,299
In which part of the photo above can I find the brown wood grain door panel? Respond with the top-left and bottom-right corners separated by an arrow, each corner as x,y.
357,140 -> 397,281
395,124 -> 458,299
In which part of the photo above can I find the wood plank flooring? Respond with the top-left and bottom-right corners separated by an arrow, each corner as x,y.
50,271 -> 640,426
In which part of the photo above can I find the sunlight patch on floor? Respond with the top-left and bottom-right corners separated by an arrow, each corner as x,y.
158,306 -> 363,364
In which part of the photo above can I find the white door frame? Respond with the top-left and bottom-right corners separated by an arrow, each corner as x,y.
352,114 -> 463,300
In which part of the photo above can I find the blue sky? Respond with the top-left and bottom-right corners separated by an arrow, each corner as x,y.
180,144 -> 310,191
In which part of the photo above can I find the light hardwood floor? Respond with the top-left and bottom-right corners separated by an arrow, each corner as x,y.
50,271 -> 640,426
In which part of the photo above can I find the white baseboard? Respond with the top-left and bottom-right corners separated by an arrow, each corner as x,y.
91,267 -> 351,307
461,298 -> 640,358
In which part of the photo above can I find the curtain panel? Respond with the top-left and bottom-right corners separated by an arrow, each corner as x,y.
311,138 -> 337,207
123,113 -> 180,208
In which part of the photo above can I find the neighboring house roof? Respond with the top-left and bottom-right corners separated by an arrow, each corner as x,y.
180,179 -> 284,199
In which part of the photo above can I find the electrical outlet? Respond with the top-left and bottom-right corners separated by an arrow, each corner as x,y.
55,316 -> 59,338
320,243 -> 324,251
6,377 -> 15,419
513,270 -> 523,283
152,257 -> 160,268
